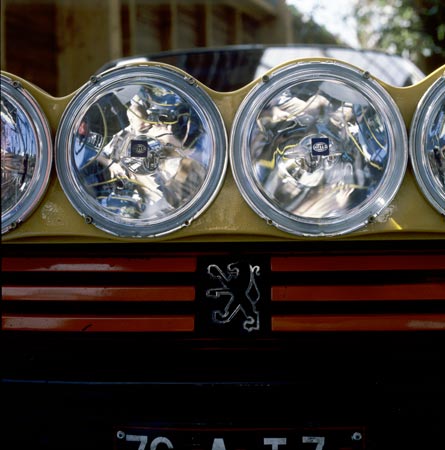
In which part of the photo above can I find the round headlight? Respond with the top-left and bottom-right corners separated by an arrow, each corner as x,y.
230,60 -> 408,237
1,74 -> 53,234
55,64 -> 227,237
409,75 -> 445,216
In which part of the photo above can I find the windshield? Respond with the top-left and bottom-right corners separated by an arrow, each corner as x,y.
97,44 -> 426,91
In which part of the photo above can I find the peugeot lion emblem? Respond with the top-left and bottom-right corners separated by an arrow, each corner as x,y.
205,262 -> 261,332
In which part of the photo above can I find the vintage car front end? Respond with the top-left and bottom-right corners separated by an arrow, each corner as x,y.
1,47 -> 445,450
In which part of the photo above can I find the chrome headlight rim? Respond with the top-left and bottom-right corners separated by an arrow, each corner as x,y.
1,74 -> 53,235
230,60 -> 409,237
55,64 -> 228,238
409,74 -> 445,216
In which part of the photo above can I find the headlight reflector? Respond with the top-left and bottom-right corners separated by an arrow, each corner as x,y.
230,61 -> 408,236
55,65 -> 227,237
1,74 -> 53,234
409,75 -> 445,216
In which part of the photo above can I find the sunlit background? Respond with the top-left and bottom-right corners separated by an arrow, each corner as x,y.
288,0 -> 444,67
0,0 -> 444,96
288,0 -> 359,46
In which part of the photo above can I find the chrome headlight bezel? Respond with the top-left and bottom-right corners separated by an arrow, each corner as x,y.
230,60 -> 409,237
1,74 -> 53,234
55,64 -> 228,238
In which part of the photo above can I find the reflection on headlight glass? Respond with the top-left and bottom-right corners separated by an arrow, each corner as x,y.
428,106 -> 445,191
1,97 -> 37,211
1,75 -> 52,234
252,81 -> 388,219
56,65 -> 227,237
426,102 -> 445,194
74,85 -> 208,219
410,75 -> 445,215
231,61 -> 408,236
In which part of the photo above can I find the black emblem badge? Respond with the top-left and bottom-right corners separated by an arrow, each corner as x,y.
197,257 -> 269,336
311,137 -> 330,156
130,140 -> 149,157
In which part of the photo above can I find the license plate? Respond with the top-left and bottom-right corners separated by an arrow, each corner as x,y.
114,426 -> 366,449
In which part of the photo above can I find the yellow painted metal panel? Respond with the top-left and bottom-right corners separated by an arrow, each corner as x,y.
2,59 -> 444,244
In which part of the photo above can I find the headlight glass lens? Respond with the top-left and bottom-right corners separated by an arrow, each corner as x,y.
1,75 -> 53,234
409,75 -> 445,215
56,65 -> 227,237
230,61 -> 408,236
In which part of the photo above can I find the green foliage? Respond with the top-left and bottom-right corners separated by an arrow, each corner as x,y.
354,0 -> 445,71
287,4 -> 341,45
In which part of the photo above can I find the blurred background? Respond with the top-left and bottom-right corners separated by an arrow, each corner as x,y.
1,0 -> 444,96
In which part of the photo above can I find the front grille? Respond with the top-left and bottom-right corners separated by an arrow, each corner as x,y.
2,241 -> 445,334
2,241 -> 445,450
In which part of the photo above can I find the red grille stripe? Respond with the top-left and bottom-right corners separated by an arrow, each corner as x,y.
272,283 -> 445,301
272,314 -> 445,332
271,255 -> 445,272
2,286 -> 195,301
1,257 -> 197,272
2,314 -> 195,332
